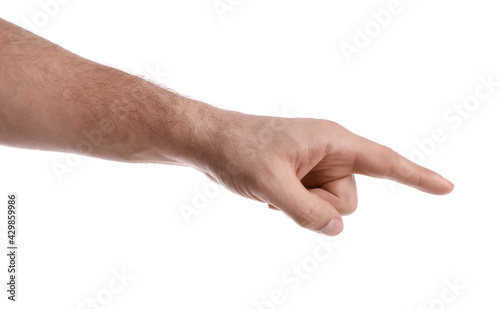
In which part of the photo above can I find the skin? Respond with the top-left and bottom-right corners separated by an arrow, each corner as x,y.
0,18 -> 453,236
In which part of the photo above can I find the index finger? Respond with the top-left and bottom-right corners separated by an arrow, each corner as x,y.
348,134 -> 454,195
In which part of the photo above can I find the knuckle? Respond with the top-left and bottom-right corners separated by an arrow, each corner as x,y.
320,119 -> 341,133
306,118 -> 337,132
384,147 -> 401,177
383,146 -> 399,159
339,194 -> 358,215
384,147 -> 416,183
414,172 -> 424,189
293,203 -> 322,230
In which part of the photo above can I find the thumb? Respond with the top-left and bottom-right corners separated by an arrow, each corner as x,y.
265,172 -> 343,236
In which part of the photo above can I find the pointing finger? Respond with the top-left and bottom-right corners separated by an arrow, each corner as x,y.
349,134 -> 454,195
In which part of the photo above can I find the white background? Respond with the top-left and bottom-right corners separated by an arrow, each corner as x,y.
0,0 -> 499,308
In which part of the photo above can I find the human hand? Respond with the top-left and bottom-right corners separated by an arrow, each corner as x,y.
0,17 -> 453,237
198,110 -> 454,236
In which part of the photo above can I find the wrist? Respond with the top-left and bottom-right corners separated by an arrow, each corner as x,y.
133,91 -> 228,172
167,97 -> 227,171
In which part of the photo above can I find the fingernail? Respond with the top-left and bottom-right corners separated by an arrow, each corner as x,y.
320,219 -> 340,236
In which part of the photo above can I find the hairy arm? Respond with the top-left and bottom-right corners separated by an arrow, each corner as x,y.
0,17 -> 218,169
0,17 -> 453,236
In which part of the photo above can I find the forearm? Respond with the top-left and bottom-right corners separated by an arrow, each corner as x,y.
0,18 -> 221,169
